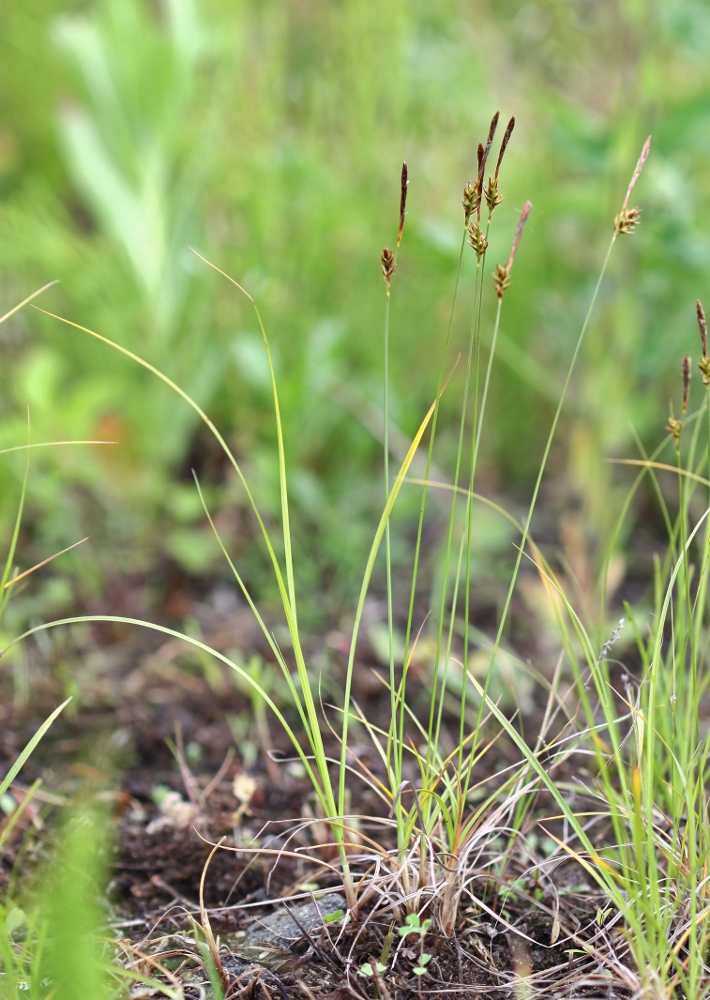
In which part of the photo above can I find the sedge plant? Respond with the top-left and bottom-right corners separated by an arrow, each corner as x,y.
11,121 -> 710,995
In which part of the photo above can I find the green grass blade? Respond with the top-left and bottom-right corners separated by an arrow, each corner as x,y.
0,698 -> 71,801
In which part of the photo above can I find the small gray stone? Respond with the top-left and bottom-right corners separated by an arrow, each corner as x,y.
237,892 -> 346,971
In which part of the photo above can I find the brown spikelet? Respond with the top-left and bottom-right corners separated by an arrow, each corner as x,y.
474,113 -> 500,219
381,248 -> 396,286
492,263 -> 510,299
494,116 -> 516,181
480,112 -> 500,178
614,206 -> 643,236
397,162 -> 408,248
484,116 -> 515,217
698,300 -> 708,356
484,177 -> 502,214
467,221 -> 488,259
682,354 -> 692,415
697,301 -> 710,386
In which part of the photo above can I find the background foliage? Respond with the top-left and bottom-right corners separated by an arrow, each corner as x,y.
1,0 -> 709,613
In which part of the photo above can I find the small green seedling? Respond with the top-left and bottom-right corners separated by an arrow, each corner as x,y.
358,958 -> 391,1000
358,923 -> 395,998
359,960 -> 387,978
398,913 -> 432,976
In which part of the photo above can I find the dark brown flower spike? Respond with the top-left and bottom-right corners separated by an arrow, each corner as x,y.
475,112 -> 500,219
682,354 -> 692,415
698,301 -> 707,357
494,116 -> 516,183
667,353 -> 692,448
479,112 -> 500,182
493,200 -> 532,299
484,115 -> 516,215
614,136 -> 651,236
397,162 -> 408,248
697,300 -> 710,386
381,248 -> 396,287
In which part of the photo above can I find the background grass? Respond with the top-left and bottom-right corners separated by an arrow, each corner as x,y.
5,4 -> 710,995
1,0 -> 710,612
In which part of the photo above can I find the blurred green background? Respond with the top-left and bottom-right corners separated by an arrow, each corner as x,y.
0,0 -> 708,619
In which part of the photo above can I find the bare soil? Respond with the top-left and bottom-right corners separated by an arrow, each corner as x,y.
0,565 -> 636,998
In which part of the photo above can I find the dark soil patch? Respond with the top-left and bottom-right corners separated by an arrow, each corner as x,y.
1,570 -> 637,998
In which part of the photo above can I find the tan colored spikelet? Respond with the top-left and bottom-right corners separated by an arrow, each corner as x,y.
462,181 -> 477,224
493,263 -> 510,298
467,220 -> 488,258
666,408 -> 682,448
614,206 -> 642,235
381,248 -> 396,286
484,177 -> 502,214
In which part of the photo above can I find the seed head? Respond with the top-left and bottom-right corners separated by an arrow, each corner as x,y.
614,206 -> 642,236
381,247 -> 396,286
484,177 -> 503,214
462,181 -> 477,224
467,220 -> 488,259
666,409 -> 682,449
493,263 -> 510,299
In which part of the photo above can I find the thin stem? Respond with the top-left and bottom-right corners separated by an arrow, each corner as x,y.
482,234 -> 618,720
